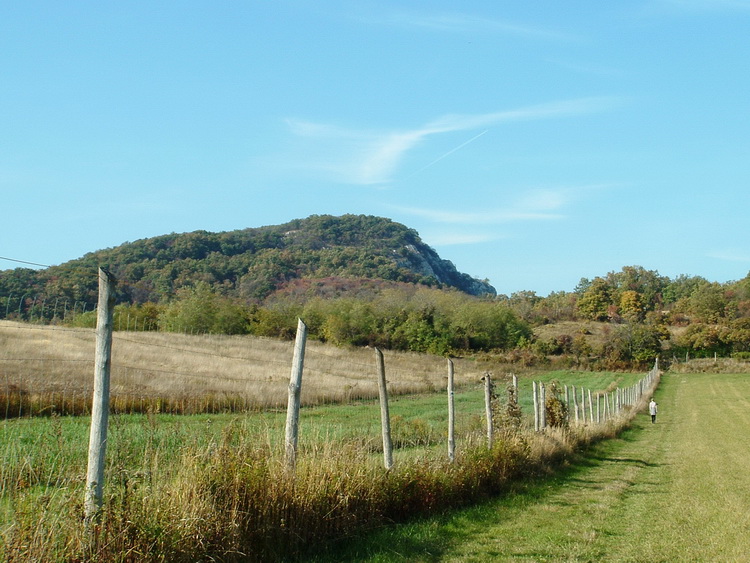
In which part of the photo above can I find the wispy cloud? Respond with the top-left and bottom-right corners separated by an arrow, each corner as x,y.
363,10 -> 574,41
655,0 -> 750,11
708,249 -> 750,262
392,188 -> 568,226
392,206 -> 564,224
388,184 -> 614,246
286,97 -> 620,185
425,231 -> 502,246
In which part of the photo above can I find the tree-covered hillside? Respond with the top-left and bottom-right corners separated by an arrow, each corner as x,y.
3,218 -> 750,365
0,214 -> 495,311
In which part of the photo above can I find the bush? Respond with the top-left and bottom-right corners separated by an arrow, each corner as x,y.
545,380 -> 569,428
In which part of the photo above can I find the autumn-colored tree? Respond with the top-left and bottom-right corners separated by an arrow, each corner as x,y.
576,278 -> 613,321
619,290 -> 644,321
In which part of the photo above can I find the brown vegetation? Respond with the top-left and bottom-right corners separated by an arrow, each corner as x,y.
0,320 -> 502,417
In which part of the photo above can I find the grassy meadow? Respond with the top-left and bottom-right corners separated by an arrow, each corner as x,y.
317,371 -> 750,562
0,320 -> 658,561
0,319 -> 499,416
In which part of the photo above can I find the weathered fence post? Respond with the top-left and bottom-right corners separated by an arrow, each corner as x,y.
532,381 -> 539,432
484,372 -> 494,448
539,382 -> 547,430
447,358 -> 455,463
284,319 -> 307,472
84,268 -> 116,529
375,348 -> 393,469
572,385 -> 579,425
588,389 -> 594,422
581,387 -> 587,424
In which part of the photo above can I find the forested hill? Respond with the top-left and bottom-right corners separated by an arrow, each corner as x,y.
0,215 -> 495,307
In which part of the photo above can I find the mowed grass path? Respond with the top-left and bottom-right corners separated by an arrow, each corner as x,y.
319,372 -> 750,562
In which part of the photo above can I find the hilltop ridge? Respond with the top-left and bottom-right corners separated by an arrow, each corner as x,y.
0,214 -> 495,308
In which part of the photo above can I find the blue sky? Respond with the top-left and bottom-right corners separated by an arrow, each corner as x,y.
2,1 -> 749,296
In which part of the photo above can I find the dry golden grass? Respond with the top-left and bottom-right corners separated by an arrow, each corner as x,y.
532,320 -> 612,349
0,320 -> 498,413
668,356 -> 750,373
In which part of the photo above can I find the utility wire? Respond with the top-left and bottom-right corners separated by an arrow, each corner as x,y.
0,256 -> 51,268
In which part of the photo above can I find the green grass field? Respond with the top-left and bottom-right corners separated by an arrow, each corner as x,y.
315,371 -> 750,562
0,368 -> 651,561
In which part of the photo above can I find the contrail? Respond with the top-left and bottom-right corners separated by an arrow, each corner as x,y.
406,129 -> 489,178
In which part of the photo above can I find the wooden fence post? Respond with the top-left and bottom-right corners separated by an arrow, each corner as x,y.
484,372 -> 493,448
572,385 -> 579,425
284,319 -> 307,472
581,387 -> 587,424
84,268 -> 116,529
375,348 -> 393,470
447,359 -> 455,463
540,382 -> 547,430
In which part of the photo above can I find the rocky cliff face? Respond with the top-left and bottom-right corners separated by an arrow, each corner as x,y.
400,243 -> 496,297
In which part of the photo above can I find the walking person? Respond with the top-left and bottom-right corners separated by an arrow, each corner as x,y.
649,398 -> 658,424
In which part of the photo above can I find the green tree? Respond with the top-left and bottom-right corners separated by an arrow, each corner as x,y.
619,290 -> 645,322
602,323 -> 662,368
676,323 -> 732,356
160,282 -> 250,334
606,265 -> 667,313
688,282 -> 732,323
576,278 -> 613,321
663,274 -> 708,305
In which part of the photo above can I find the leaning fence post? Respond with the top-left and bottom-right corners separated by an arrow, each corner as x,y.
284,319 -> 307,472
375,348 -> 393,470
84,268 -> 116,530
447,359 -> 456,462
484,372 -> 494,448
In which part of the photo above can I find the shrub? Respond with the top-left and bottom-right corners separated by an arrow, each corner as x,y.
544,380 -> 569,428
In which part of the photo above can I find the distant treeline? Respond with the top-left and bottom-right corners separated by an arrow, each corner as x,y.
65,282 -> 530,357
52,265 -> 750,369
498,265 -> 750,365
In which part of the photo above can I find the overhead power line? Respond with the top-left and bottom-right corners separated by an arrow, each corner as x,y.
0,255 -> 51,268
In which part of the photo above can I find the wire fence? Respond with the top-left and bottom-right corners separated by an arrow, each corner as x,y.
1,318 -> 660,430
